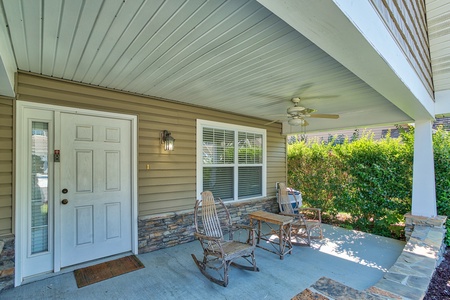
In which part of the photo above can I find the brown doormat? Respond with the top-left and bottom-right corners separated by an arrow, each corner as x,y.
74,255 -> 145,288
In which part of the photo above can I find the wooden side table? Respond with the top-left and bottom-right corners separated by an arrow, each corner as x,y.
248,211 -> 294,260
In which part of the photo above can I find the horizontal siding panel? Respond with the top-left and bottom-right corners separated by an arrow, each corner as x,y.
141,162 -> 195,171
0,129 -> 12,139
138,195 -> 195,207
140,177 -> 195,187
0,116 -> 13,126
140,183 -> 194,195
0,97 -> 12,233
0,161 -> 12,172
265,166 -> 286,173
0,140 -> 12,150
370,0 -> 433,96
17,73 -> 286,217
0,195 -> 12,207
0,107 -> 13,116
0,218 -> 12,235
0,174 -> 12,184
0,185 -> 12,196
140,205 -> 193,217
0,150 -> 12,161
138,169 -> 195,178
0,207 -> 11,218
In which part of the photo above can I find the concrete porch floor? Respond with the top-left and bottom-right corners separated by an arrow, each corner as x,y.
1,224 -> 405,300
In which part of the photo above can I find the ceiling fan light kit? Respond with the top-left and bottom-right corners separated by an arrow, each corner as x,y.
287,106 -> 306,114
266,96 -> 340,127
288,118 -> 304,126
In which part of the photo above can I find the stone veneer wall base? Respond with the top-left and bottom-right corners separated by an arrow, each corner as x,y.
138,197 -> 279,253
0,235 -> 15,293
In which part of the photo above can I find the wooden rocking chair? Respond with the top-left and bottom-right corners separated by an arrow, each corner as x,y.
277,183 -> 323,246
191,191 -> 259,287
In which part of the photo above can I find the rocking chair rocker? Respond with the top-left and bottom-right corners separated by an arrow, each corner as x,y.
191,191 -> 259,287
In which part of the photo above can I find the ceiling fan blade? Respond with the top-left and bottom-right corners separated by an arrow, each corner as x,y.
262,114 -> 289,118
301,95 -> 339,100
309,114 -> 339,119
264,119 -> 281,125
294,83 -> 314,96
260,99 -> 286,108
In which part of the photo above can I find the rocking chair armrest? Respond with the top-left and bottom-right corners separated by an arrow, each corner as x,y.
232,224 -> 253,231
298,207 -> 321,213
231,224 -> 257,245
194,232 -> 222,242
297,207 -> 322,222
279,212 -> 298,218
280,211 -> 308,222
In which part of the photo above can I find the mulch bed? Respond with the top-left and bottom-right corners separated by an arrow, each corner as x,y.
424,247 -> 450,300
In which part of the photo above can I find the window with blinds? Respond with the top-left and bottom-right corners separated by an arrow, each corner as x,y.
198,120 -> 266,201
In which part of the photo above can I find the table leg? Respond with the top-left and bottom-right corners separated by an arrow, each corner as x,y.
279,225 -> 284,260
257,220 -> 261,244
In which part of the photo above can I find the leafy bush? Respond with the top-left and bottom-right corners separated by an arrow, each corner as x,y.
431,127 -> 450,243
288,126 -> 450,242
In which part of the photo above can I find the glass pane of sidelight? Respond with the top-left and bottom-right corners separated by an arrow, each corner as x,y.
31,122 -> 49,254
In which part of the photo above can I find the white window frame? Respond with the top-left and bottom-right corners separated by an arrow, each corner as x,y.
196,119 -> 267,201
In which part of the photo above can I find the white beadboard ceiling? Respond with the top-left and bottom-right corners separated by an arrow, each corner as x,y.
0,0 -> 416,132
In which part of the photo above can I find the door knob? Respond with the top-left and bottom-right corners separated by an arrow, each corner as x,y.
61,199 -> 69,205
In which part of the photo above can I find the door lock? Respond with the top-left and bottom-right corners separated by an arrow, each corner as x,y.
62,188 -> 68,194
61,199 -> 69,205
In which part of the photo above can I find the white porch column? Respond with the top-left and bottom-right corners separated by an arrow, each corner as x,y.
411,120 -> 437,217
0,9 -> 16,97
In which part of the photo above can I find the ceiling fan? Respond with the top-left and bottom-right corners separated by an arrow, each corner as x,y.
266,97 -> 339,126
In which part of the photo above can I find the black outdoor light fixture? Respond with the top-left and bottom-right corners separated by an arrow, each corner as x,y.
161,130 -> 175,151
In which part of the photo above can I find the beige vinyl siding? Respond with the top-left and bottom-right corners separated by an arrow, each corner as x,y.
370,0 -> 433,96
17,72 -> 286,217
0,97 -> 13,235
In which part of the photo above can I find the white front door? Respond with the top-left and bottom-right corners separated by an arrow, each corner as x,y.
16,102 -> 137,285
59,113 -> 132,267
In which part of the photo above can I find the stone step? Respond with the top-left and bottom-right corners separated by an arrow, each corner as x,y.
292,277 -> 389,300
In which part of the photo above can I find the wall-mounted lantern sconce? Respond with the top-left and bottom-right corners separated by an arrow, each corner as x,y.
161,130 -> 175,151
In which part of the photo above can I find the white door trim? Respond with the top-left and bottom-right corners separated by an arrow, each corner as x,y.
15,101 -> 139,286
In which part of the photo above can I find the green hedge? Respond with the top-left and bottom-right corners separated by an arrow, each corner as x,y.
287,126 -> 450,241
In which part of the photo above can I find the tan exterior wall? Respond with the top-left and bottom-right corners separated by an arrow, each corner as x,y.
0,97 -> 13,235
370,0 -> 433,96
10,72 -> 286,225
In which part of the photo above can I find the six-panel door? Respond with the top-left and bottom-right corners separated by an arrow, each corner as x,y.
60,113 -> 132,267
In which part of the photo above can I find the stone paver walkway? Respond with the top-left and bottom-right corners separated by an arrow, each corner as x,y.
293,216 -> 447,300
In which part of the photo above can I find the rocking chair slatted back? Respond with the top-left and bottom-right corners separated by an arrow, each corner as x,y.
191,191 -> 259,287
278,183 -> 295,214
197,191 -> 229,239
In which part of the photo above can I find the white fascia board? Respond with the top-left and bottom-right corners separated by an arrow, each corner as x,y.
0,10 -> 16,97
257,0 -> 434,120
435,90 -> 450,116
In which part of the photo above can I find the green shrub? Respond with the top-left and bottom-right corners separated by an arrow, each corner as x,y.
431,127 -> 450,243
288,126 -> 450,242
